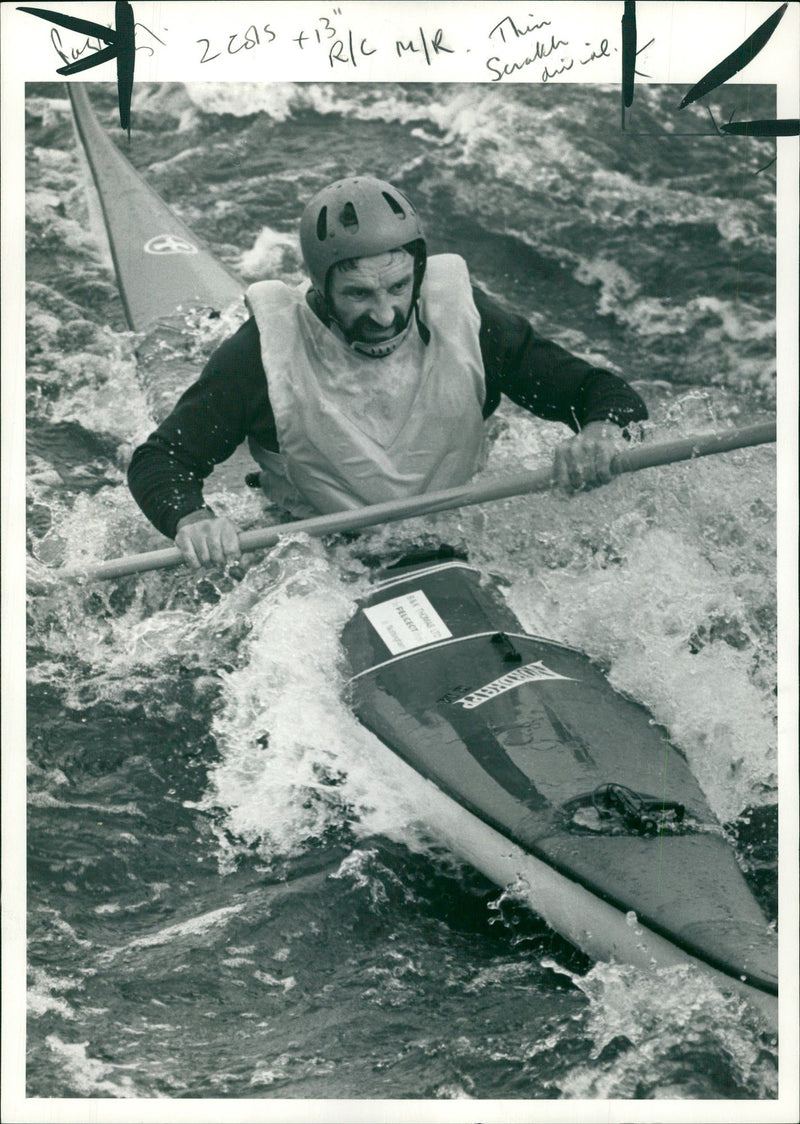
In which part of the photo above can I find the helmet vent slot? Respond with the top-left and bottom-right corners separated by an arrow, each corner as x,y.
316,206 -> 328,242
339,201 -> 359,230
382,192 -> 406,218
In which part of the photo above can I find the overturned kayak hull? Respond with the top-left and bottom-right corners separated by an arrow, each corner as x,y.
341,559 -> 778,1024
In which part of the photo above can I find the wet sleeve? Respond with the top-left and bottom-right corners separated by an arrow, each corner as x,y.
474,286 -> 648,433
127,318 -> 277,540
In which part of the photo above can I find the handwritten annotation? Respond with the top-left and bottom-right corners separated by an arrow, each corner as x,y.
42,8 -> 616,80
487,13 -> 613,82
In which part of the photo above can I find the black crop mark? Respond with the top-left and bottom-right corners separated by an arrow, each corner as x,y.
19,1 -> 135,135
678,3 -> 789,110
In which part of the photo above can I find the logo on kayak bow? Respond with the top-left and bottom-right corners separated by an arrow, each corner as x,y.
454,661 -> 574,709
144,234 -> 199,255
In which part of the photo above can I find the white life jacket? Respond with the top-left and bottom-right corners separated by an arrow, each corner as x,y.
246,254 -> 486,516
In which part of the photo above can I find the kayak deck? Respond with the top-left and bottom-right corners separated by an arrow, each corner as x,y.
341,560 -> 777,1003
68,83 -> 244,333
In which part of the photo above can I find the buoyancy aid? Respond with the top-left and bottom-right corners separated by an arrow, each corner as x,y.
246,254 -> 487,516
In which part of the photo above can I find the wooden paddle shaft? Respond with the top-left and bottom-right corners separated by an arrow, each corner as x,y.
76,421 -> 776,582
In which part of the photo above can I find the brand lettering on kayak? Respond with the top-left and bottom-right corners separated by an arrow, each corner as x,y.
454,661 -> 574,709
144,234 -> 199,255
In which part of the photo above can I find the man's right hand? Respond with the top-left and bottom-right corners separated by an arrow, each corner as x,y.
175,510 -> 241,569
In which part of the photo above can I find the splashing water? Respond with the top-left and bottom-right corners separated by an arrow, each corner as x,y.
540,959 -> 778,1099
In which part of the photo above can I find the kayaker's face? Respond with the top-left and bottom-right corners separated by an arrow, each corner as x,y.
328,250 -> 415,344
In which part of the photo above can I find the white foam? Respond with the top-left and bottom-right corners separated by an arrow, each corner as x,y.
543,959 -> 777,1098
238,225 -> 302,280
27,968 -> 80,1021
45,1035 -> 139,1097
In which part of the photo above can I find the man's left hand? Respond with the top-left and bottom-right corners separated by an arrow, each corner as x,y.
552,421 -> 619,492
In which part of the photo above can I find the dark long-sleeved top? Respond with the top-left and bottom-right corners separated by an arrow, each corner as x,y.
128,286 -> 648,539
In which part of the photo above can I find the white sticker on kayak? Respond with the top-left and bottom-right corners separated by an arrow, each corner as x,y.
454,661 -> 574,709
144,234 -> 198,255
364,590 -> 452,654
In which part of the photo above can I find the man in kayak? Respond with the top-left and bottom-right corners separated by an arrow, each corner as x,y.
128,176 -> 648,569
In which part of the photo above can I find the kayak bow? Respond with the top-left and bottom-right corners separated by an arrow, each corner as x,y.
68,83 -> 243,331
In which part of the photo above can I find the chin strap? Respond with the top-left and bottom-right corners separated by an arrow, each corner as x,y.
347,320 -> 413,358
346,299 -> 431,357
414,301 -> 431,346
310,288 -> 430,358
